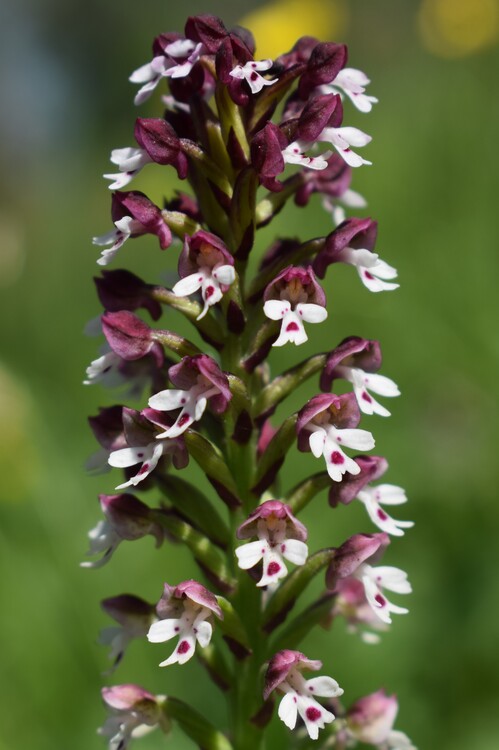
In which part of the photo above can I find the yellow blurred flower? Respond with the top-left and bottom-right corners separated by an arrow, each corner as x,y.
239,0 -> 348,59
418,0 -> 499,58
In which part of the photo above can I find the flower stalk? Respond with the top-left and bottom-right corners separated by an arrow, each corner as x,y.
86,13 -> 416,750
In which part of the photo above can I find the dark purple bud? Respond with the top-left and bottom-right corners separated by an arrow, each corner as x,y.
102,683 -> 157,711
184,14 -> 228,52
111,191 -> 172,250
275,36 -> 319,69
298,42 -> 348,98
326,532 -> 390,590
134,118 -> 188,179
313,217 -> 378,278
237,500 -> 307,541
88,406 -> 126,452
320,336 -> 383,391
102,311 -> 163,364
296,94 -> 342,142
263,650 -> 321,700
100,493 -> 164,545
297,393 -> 361,451
94,269 -> 162,321
164,191 -> 203,223
216,36 -> 251,106
250,123 -> 287,192
168,355 -> 232,414
264,265 -> 326,307
328,455 -> 388,507
101,593 -> 156,625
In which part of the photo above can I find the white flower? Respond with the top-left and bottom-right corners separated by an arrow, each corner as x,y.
337,246 -> 399,292
386,729 -> 418,749
92,216 -> 143,266
103,147 -> 152,190
108,441 -> 165,489
357,484 -> 414,537
84,351 -> 123,386
317,125 -> 372,167
235,519 -> 308,587
148,381 -> 222,438
282,141 -> 332,171
129,40 -> 203,105
359,564 -> 412,624
172,263 -> 235,319
229,59 -> 278,94
277,670 -> 343,741
308,424 -> 375,482
334,364 -> 400,417
147,601 -> 213,667
324,67 -> 378,113
80,520 -> 120,569
263,299 -> 328,347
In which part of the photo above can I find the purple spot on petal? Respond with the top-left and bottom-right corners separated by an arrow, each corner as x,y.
375,594 -> 386,607
205,285 -> 215,299
364,271 -> 374,280
281,544 -> 286,553
137,452 -> 144,458
267,561 -> 281,576
377,509 -> 388,521
177,640 -> 191,654
174,626 -> 180,632
250,72 -> 258,81
181,398 -> 186,404
362,391 -> 373,403
306,707 -> 322,721
177,414 -> 190,427
138,463 -> 150,475
286,321 -> 299,332
331,451 -> 344,465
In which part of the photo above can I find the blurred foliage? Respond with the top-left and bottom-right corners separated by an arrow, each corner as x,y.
1,1 -> 498,749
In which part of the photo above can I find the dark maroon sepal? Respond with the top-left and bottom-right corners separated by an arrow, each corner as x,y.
184,14 -> 228,53
298,42 -> 348,98
135,119 -> 188,179
111,191 -> 172,250
320,336 -> 382,391
314,217 -> 378,278
102,311 -> 163,364
95,269 -> 162,321
328,455 -> 388,507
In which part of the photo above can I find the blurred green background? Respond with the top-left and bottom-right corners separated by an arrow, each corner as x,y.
1,0 -> 499,748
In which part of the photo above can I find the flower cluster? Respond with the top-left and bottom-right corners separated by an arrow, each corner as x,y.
84,14 -> 415,750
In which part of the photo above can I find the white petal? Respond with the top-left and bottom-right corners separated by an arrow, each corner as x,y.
129,60 -> 157,84
148,389 -> 188,411
278,693 -> 298,730
375,484 -> 408,505
108,446 -> 150,469
358,267 -> 399,292
257,550 -> 288,587
334,126 -> 372,147
361,372 -> 400,398
235,540 -> 267,570
340,247 -> 379,268
103,171 -> 136,190
309,430 -> 326,458
273,311 -> 307,347
374,566 -> 412,594
194,620 -> 212,648
305,676 -> 344,698
147,618 -> 181,643
363,576 -> 393,624
92,228 -> 120,247
172,273 -> 204,297
133,78 -> 160,106
165,39 -> 196,57
354,387 -> 391,417
295,303 -> 328,324
110,147 -> 149,171
340,188 -> 368,208
212,264 -> 235,285
372,259 -> 398,280
263,299 -> 291,320
281,539 -> 308,566
358,494 -> 411,537
336,146 -> 372,168
333,427 -> 375,451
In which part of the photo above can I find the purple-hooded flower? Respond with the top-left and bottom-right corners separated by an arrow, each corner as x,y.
172,231 -> 236,319
235,500 -> 308,587
346,690 -> 416,749
321,337 -> 400,417
147,580 -> 223,667
263,266 -> 328,347
130,38 -> 204,105
148,355 -> 231,438
324,67 -> 378,113
297,393 -> 375,481
99,595 -> 157,672
229,59 -> 278,94
93,191 -> 171,266
99,684 -> 169,750
326,533 -> 411,624
107,407 -> 188,489
81,494 -> 164,569
264,650 -> 343,740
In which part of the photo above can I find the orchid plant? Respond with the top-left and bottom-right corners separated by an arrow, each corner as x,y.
84,14 -> 415,750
